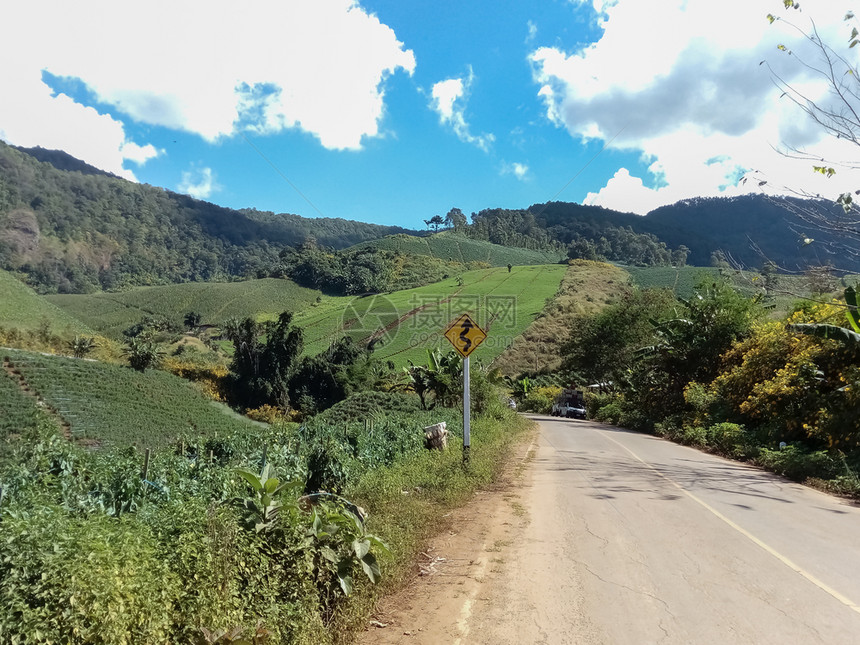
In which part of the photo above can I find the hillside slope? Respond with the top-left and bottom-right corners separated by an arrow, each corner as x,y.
294,264 -> 567,369
0,269 -> 92,334
348,232 -> 565,266
0,141 -> 417,293
492,260 -> 629,375
47,278 -> 321,338
1,348 -> 261,449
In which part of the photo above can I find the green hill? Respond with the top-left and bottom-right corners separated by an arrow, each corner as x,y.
348,232 -> 565,267
1,348 -> 261,449
0,269 -> 92,334
0,141 -> 418,293
46,278 -> 321,338
293,264 -> 567,369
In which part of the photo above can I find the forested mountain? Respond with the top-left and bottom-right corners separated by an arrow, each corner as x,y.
0,142 -> 417,293
517,197 -> 852,272
2,138 -> 851,295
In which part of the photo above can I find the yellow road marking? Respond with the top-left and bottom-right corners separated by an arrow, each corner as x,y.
601,432 -> 860,616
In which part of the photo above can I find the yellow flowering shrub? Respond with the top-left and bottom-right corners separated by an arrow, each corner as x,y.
709,309 -> 860,447
161,357 -> 229,402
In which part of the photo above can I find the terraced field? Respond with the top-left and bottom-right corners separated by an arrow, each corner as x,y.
0,269 -> 92,334
46,278 -> 321,338
623,265 -> 722,297
1,348 -> 262,449
348,232 -> 565,266
294,264 -> 567,368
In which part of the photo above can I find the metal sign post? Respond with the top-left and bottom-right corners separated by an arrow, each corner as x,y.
443,313 -> 486,467
463,355 -> 470,466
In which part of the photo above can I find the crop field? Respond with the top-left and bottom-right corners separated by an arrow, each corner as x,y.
1,348 -> 262,449
0,367 -> 46,445
348,232 -> 565,266
0,269 -> 92,334
46,278 -> 322,338
624,265 -> 722,297
294,264 -> 567,367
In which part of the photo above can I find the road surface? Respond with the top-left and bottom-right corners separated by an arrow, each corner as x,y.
360,415 -> 860,644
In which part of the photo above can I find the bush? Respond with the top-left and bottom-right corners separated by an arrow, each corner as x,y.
594,402 -> 623,424
681,425 -> 709,447
0,509 -> 180,644
617,407 -> 651,432
584,391 -> 618,418
520,386 -> 562,414
709,422 -> 751,458
755,445 -> 842,481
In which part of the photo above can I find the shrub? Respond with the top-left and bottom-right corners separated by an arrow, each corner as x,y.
520,386 -> 561,414
755,445 -> 842,482
584,391 -> 618,418
682,425 -> 709,447
709,422 -> 751,457
0,509 -> 180,644
594,402 -> 623,424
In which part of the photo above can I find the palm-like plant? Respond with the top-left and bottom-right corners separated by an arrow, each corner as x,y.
788,286 -> 860,345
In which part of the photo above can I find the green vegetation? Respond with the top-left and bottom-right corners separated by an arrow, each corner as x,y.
347,231 -> 564,267
494,260 -> 628,375
0,268 -> 92,333
0,141 -> 416,293
293,265 -> 567,370
624,265 -> 721,297
570,279 -> 860,496
0,370 -> 530,643
1,348 -> 261,448
46,278 -> 321,338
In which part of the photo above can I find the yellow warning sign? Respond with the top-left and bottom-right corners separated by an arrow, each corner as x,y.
444,313 -> 487,358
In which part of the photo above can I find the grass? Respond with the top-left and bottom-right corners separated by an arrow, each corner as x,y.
348,232 -> 565,267
493,260 -> 629,375
0,269 -> 92,334
45,278 -> 322,338
1,348 -> 263,449
292,264 -> 567,368
335,408 -> 534,642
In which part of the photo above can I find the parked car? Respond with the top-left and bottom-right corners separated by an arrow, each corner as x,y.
551,388 -> 587,419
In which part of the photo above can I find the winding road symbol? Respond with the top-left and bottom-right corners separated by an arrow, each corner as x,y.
459,316 -> 474,354
444,313 -> 487,358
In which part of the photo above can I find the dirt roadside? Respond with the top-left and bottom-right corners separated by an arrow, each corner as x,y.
354,428 -> 540,645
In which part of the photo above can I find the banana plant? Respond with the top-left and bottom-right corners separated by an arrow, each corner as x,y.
787,286 -> 860,345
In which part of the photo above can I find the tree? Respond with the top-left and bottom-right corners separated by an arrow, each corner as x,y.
423,215 -> 444,232
124,335 -> 165,371
626,281 -> 763,423
184,311 -> 202,330
225,311 -> 303,409
761,4 -> 860,262
444,208 -> 468,233
672,245 -> 690,268
68,335 -> 95,358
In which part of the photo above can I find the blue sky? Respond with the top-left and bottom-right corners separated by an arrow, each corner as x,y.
2,0 -> 859,229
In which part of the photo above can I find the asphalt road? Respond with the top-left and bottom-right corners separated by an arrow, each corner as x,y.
467,415 -> 860,645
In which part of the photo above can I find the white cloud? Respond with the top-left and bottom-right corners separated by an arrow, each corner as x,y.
179,167 -> 218,200
532,0 -> 860,214
502,162 -> 530,180
0,64 -> 155,179
429,68 -> 495,151
0,0 -> 416,175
